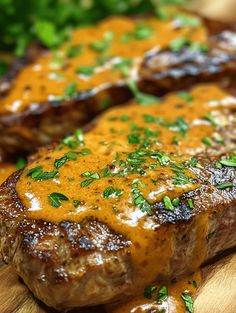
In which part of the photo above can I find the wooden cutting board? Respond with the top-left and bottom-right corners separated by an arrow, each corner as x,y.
0,252 -> 235,313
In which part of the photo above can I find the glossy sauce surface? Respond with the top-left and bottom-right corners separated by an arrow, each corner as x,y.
17,83 -> 236,296
1,12 -> 207,114
107,271 -> 202,313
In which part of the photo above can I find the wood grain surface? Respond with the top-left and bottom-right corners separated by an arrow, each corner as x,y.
0,252 -> 235,313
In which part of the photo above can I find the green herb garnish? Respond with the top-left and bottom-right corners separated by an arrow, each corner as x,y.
169,36 -> 190,52
80,171 -> 100,187
206,231 -> 216,240
27,166 -> 58,180
66,44 -> 83,58
16,157 -> 27,170
181,292 -> 194,313
178,91 -> 193,102
76,66 -> 95,76
163,196 -> 174,211
204,113 -> 221,127
157,285 -> 168,302
90,40 -> 109,52
216,182 -> 234,189
187,198 -> 194,209
73,199 -> 80,207
202,137 -> 212,147
174,13 -> 201,28
48,192 -> 69,208
219,155 -> 236,167
144,285 -> 157,299
64,82 -> 77,97
103,187 -> 122,198
128,80 -> 159,105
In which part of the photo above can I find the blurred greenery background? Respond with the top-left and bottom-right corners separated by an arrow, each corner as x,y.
0,0 -> 185,76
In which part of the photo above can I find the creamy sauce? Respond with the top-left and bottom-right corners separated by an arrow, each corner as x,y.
16,83 -> 236,295
107,271 -> 202,313
1,13 -> 207,114
0,163 -> 16,185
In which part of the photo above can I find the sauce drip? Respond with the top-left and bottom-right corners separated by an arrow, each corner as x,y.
16,83 -> 236,294
107,271 -> 202,313
1,13 -> 207,114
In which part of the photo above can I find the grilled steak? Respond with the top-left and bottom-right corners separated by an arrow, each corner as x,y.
1,11 -> 236,159
0,83 -> 236,309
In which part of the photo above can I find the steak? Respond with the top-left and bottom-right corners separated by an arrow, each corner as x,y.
1,12 -> 236,159
0,83 -> 236,310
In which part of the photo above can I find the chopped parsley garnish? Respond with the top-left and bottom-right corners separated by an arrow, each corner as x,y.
113,58 -> 133,77
143,114 -> 161,123
100,97 -> 111,109
174,13 -> 201,28
216,182 -> 234,189
144,285 -> 157,299
16,157 -> 26,170
187,198 -> 194,209
163,196 -> 174,211
27,166 -> 58,180
120,114 -> 129,122
48,192 -> 69,208
219,155 -> 236,167
157,285 -> 168,302
172,198 -> 180,207
206,231 -> 216,241
128,133 -> 141,144
157,117 -> 189,135
66,44 -> 83,58
75,129 -> 84,145
154,152 -> 170,166
128,80 -> 159,105
170,37 -> 208,53
122,24 -> 153,43
133,24 -> 153,40
131,182 -> 152,214
172,170 -> 193,186
90,40 -> 109,52
103,187 -> 122,198
169,36 -> 190,52
213,133 -> 224,143
181,292 -> 194,313
104,31 -> 114,41
79,148 -> 91,156
204,112 -> 221,127
54,156 -> 68,169
62,129 -> 85,149
188,157 -> 198,167
73,199 -> 80,208
172,136 -> 180,145
54,151 -> 78,169
80,171 -> 100,187
177,91 -> 193,102
201,137 -> 212,147
64,82 -> 77,97
191,42 -> 209,52
76,66 -> 95,76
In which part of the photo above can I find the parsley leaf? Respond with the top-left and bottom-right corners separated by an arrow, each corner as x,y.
48,192 -> 69,208
181,292 -> 194,313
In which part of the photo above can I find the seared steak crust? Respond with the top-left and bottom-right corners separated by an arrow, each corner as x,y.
1,18 -> 236,160
0,154 -> 236,309
0,171 -> 131,308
